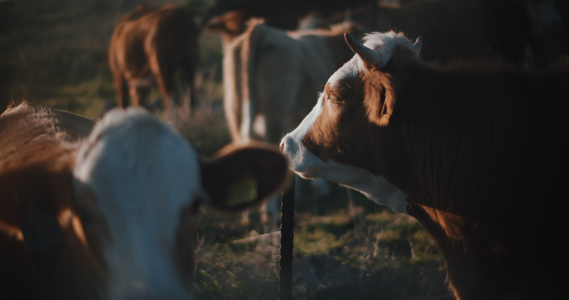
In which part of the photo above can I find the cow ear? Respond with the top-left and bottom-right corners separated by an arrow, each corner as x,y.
200,144 -> 290,211
412,36 -> 423,55
203,10 -> 246,35
364,77 -> 395,127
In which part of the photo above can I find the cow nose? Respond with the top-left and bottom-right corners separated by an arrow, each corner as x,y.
280,135 -> 291,154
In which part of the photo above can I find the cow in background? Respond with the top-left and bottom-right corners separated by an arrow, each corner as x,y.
0,102 -> 289,299
221,19 -> 358,144
280,32 -> 569,299
108,4 -> 199,124
304,0 -> 565,68
202,0 -> 374,36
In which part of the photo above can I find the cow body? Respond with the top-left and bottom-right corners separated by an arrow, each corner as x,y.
108,4 -> 199,121
1,102 -> 289,299
280,32 -> 569,299
222,19 -> 357,144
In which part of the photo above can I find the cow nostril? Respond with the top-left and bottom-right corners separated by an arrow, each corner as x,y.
279,138 -> 288,153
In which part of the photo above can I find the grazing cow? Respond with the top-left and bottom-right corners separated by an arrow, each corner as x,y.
0,102 -> 289,299
280,32 -> 569,299
108,4 -> 199,122
219,19 -> 359,225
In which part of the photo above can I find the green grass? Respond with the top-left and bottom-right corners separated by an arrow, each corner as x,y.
2,1 -> 451,299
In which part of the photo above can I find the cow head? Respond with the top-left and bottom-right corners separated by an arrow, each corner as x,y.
73,108 -> 289,299
280,31 -> 422,213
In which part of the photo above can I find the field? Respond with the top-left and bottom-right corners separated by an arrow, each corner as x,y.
1,0 -> 450,299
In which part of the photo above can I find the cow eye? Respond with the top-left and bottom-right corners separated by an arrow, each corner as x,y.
328,94 -> 343,107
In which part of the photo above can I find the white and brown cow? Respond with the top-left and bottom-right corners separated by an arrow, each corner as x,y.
280,31 -> 569,299
0,102 -> 289,299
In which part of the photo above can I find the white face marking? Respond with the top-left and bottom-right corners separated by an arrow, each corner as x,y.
73,108 -> 196,299
327,56 -> 361,88
280,95 -> 324,175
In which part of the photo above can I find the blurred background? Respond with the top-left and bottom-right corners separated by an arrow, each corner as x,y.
1,0 -> 567,299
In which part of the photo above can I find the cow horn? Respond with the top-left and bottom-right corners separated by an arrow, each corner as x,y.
413,36 -> 423,55
344,33 -> 382,69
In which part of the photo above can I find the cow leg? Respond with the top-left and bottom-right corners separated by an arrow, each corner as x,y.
114,76 -> 129,108
131,86 -> 150,108
147,54 -> 175,119
178,69 -> 193,117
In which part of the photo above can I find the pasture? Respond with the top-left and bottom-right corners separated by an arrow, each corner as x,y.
2,0 -> 452,299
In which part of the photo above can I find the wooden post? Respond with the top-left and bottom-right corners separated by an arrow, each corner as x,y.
279,176 -> 295,300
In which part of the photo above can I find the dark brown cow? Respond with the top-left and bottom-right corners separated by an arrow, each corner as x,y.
280,31 -> 569,299
108,4 -> 199,121
0,102 -> 289,299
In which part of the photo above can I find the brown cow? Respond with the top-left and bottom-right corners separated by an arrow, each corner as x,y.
108,4 -> 199,122
0,102 -> 289,299
280,31 -> 569,299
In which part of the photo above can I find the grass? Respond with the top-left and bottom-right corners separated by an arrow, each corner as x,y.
190,191 -> 450,300
2,0 -> 450,299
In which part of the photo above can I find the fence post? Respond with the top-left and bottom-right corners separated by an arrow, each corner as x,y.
279,176 -> 295,300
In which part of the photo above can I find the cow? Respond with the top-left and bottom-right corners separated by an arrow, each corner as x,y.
222,19 -> 358,144
216,19 -> 359,227
108,4 -> 199,123
0,102 -> 289,299
280,31 -> 569,299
